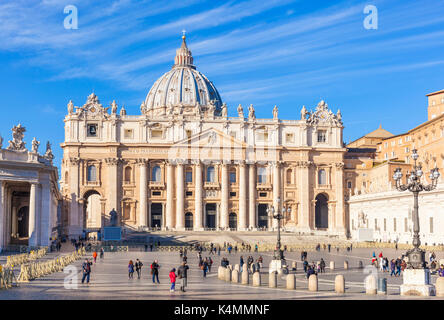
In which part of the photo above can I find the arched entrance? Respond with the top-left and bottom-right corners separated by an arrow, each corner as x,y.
185,212 -> 193,229
17,206 -> 29,238
205,204 -> 216,229
229,213 -> 237,230
315,193 -> 329,229
258,204 -> 268,228
151,203 -> 163,228
84,190 -> 101,229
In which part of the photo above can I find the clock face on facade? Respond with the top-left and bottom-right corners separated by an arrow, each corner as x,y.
89,107 -> 97,114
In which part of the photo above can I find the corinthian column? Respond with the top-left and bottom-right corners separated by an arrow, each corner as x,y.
272,162 -> 281,230
194,161 -> 204,231
238,161 -> 247,230
166,162 -> 175,230
175,162 -> 185,230
29,182 -> 39,247
248,162 -> 256,230
220,163 -> 229,230
138,160 -> 148,228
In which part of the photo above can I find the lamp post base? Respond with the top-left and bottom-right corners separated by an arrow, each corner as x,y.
400,269 -> 436,296
269,259 -> 288,275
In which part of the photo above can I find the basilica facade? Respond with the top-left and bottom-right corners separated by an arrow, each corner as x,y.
60,36 -> 347,237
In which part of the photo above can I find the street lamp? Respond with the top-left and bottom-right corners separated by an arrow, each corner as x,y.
267,198 -> 291,261
392,148 -> 440,269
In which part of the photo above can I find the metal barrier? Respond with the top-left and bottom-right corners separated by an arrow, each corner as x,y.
5,248 -> 48,268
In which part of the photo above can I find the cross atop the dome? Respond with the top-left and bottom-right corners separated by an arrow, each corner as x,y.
182,29 -> 186,39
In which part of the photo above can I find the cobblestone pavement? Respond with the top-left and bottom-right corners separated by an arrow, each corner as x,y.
1,245 -> 444,300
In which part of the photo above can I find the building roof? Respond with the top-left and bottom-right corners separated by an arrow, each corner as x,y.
426,89 -> 444,97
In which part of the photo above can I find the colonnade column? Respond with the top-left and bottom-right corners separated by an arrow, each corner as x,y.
194,161 -> 204,231
11,204 -> 18,239
28,182 -> 39,247
334,162 -> 345,235
297,161 -> 312,232
166,162 -> 175,230
238,161 -> 247,230
138,160 -> 148,228
272,161 -> 281,230
175,161 -> 185,230
220,162 -> 229,230
105,158 -> 120,224
0,182 -> 4,250
248,162 -> 256,230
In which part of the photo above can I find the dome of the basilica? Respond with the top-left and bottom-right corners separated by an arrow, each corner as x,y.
143,35 -> 223,117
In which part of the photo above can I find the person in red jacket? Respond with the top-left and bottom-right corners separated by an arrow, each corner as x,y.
169,268 -> 177,293
92,251 -> 97,263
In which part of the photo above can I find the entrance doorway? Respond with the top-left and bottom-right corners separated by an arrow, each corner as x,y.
258,204 -> 268,229
205,204 -> 216,229
315,193 -> 329,229
229,213 -> 237,230
17,206 -> 29,238
185,212 -> 193,229
151,203 -> 163,228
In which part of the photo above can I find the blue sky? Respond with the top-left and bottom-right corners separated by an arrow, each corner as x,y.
1,0 -> 443,171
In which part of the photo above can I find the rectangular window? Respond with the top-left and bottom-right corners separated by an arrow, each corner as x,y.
286,133 -> 294,143
384,218 -> 386,231
151,130 -> 163,138
152,191 -> 161,196
186,191 -> 193,197
230,192 -> 236,197
229,171 -> 236,183
257,132 -> 269,142
430,217 -> 433,233
405,218 -> 408,232
317,131 -> 326,143
347,181 -> 352,189
393,218 -> 396,232
259,192 -> 267,197
124,129 -> 134,139
87,124 -> 98,137
186,171 -> 193,183
374,219 -> 378,230
352,219 -> 355,230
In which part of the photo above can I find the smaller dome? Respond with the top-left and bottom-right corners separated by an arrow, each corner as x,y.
144,35 -> 223,117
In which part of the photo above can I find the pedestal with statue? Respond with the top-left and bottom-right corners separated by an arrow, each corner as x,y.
102,209 -> 122,241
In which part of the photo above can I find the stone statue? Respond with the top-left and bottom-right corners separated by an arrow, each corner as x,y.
0,135 -> 3,149
237,104 -> 244,118
44,141 -> 54,161
207,100 -> 216,116
248,104 -> 255,120
31,137 -> 40,153
109,208 -> 118,226
67,100 -> 74,115
7,124 -> 26,152
120,106 -> 127,116
273,105 -> 278,120
221,103 -> 228,118
300,105 -> 308,120
337,109 -> 342,122
111,100 -> 118,115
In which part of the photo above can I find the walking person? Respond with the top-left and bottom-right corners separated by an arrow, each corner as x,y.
135,259 -> 143,279
169,268 -> 177,293
128,260 -> 135,279
178,262 -> 189,292
81,259 -> 92,284
240,256 -> 244,272
202,259 -> 209,278
100,247 -> 104,259
390,259 -> 396,277
92,251 -> 97,264
151,260 -> 160,284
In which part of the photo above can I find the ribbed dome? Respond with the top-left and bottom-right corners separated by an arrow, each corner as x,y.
144,35 -> 223,117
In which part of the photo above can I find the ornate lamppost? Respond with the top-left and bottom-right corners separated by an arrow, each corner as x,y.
267,198 -> 291,273
392,149 -> 440,269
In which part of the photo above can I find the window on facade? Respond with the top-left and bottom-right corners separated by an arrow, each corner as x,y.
286,133 -> 294,143
430,217 -> 433,233
257,132 -> 268,142
230,192 -> 236,197
318,169 -> 327,185
65,171 -> 69,184
393,218 -> 397,232
384,142 -> 388,148
384,153 -> 388,159
384,218 -> 387,231
405,218 -> 408,232
257,167 -> 267,184
151,130 -> 163,138
391,151 -> 396,158
87,124 -> 98,137
152,166 -> 161,182
229,170 -> 236,183
124,166 -> 132,183
186,169 -> 193,183
317,131 -> 326,143
87,165 -> 97,182
186,130 -> 192,140
124,129 -> 134,139
286,169 -> 292,184
206,166 -> 215,183
186,191 -> 193,197
352,219 -> 355,230
347,181 -> 352,189
374,219 -> 378,230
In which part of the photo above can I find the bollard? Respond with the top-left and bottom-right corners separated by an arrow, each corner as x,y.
218,266 -> 225,280
308,274 -> 318,291
224,267 -> 231,282
234,264 -> 240,272
436,277 -> 444,297
343,261 -> 349,270
291,261 -> 297,271
335,275 -> 345,293
269,271 -> 277,288
241,271 -> 249,285
330,261 -> 335,271
358,261 -> 363,269
377,277 -> 387,295
286,274 -> 296,290
365,275 -> 377,295
232,270 -> 239,283
253,271 -> 261,287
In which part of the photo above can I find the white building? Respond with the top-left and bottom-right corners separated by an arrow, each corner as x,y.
0,124 -> 61,251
